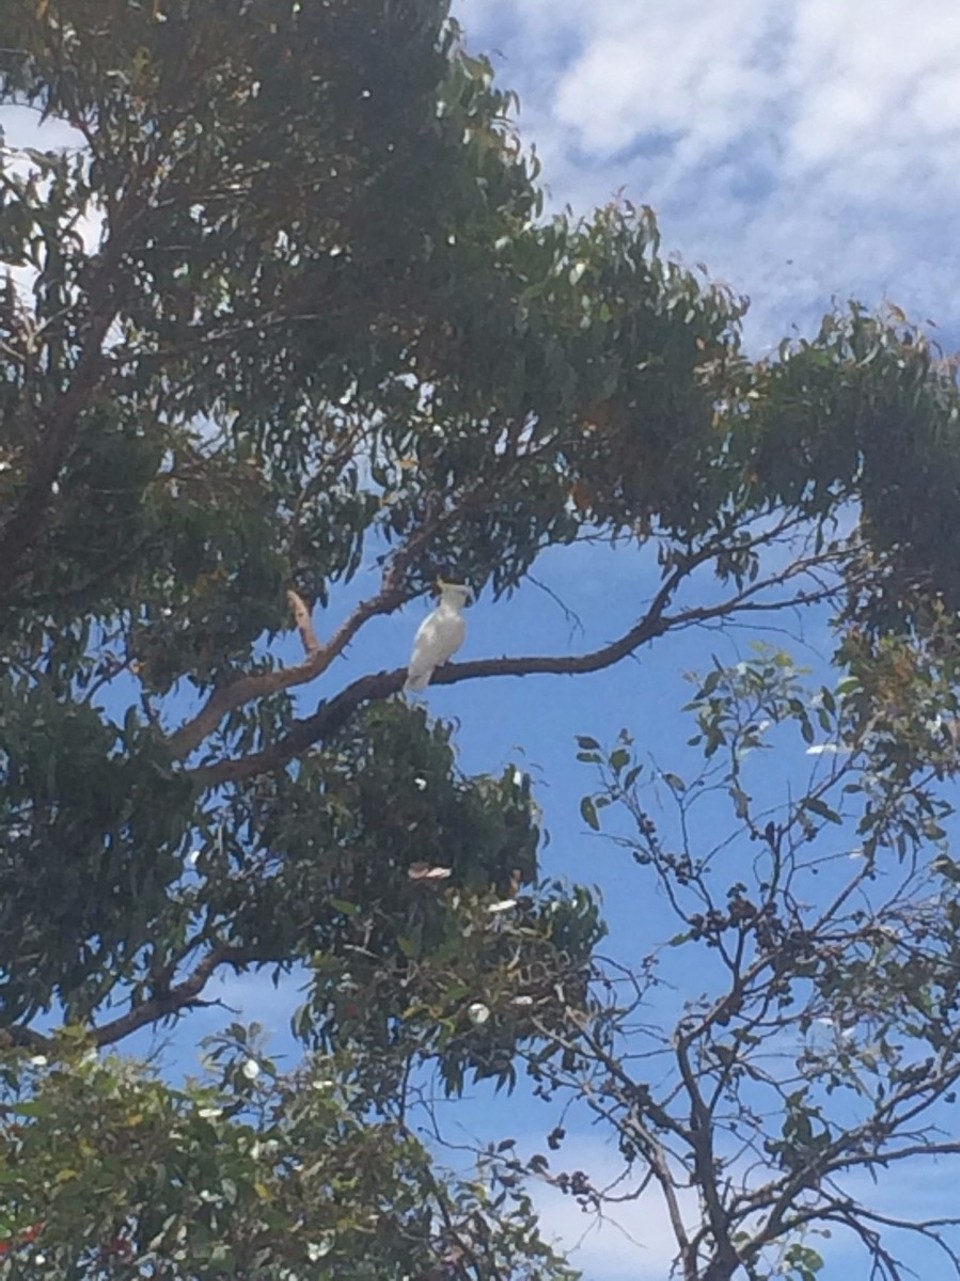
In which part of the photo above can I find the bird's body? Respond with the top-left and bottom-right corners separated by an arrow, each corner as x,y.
404,583 -> 471,693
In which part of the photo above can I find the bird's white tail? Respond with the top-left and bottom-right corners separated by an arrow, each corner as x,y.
403,670 -> 432,694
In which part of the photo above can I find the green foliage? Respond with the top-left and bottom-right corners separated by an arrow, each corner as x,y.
3,2 -> 960,1278
0,5 -> 607,1271
0,678 -> 196,1023
749,304 -> 960,626
0,1040 -> 578,1280
556,649 -> 960,1278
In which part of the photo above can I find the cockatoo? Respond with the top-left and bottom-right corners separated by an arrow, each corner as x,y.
404,581 -> 471,693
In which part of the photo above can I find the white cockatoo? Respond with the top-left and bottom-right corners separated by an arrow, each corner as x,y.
404,580 -> 472,693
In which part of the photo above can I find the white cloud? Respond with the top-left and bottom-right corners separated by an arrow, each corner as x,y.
15,3 -> 960,347
208,965 -> 307,1037
455,0 -> 960,347
552,1 -> 780,158
0,103 -> 86,154
0,105 -> 102,311
525,1134 -> 696,1280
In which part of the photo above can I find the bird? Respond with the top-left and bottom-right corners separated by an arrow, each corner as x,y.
404,580 -> 472,693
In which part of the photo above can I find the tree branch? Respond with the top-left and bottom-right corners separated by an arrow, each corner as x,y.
195,561 -> 847,786
5,944 -> 260,1053
167,582 -> 408,759
674,1032 -> 741,1280
166,475 -> 504,759
87,944 -> 260,1049
196,611 -> 673,784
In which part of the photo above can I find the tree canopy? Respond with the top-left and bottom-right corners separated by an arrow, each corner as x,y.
2,2 -> 960,1278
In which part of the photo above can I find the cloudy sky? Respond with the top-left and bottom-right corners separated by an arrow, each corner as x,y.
441,3 -> 960,1275
454,0 -> 960,352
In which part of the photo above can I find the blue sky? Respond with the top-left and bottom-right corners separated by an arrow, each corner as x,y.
4,3 -> 960,1275
441,7 -> 960,1269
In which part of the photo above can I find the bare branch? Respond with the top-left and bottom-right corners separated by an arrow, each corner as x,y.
674,1031 -> 741,1277
196,557 -> 846,786
88,944 -> 263,1049
167,582 -> 408,759
5,944 -> 262,1054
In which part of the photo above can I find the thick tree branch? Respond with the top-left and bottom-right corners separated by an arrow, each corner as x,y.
196,562 -> 846,787
0,1024 -> 51,1054
167,583 -> 408,759
170,462 -> 823,768
196,606 -> 675,784
167,478 -> 502,759
88,944 -> 260,1049
5,944 -> 259,1053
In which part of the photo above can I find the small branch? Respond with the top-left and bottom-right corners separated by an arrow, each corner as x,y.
167,583 -> 408,759
13,533 -> 156,610
170,455 -> 815,766
89,944 -> 258,1049
527,573 -> 586,643
113,308 -> 350,375
196,562 -> 846,786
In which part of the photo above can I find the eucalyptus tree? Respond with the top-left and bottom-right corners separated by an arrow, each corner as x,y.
1,0 -> 960,1276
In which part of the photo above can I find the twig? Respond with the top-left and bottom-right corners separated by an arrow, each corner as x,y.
527,573 -> 586,643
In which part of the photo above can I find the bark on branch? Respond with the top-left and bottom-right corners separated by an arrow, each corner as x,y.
5,944 -> 260,1054
196,593 -> 676,785
167,479 -> 498,759
89,944 -> 260,1049
196,564 -> 844,787
167,584 -> 408,759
